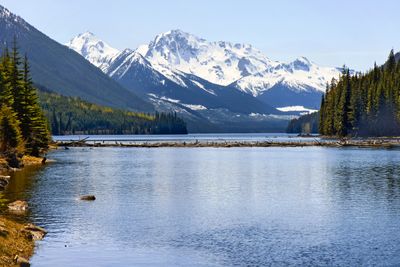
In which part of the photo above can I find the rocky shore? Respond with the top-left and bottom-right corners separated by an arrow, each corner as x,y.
0,155 -> 48,267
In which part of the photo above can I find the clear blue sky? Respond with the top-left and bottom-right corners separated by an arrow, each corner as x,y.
0,0 -> 399,71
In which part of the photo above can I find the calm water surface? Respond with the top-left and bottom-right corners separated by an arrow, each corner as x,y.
2,141 -> 400,266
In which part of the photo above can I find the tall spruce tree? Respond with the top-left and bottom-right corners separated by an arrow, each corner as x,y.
0,105 -> 22,153
20,55 -> 50,155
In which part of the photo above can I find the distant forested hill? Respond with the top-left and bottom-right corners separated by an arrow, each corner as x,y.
38,89 -> 187,135
286,112 -> 319,134
319,50 -> 400,137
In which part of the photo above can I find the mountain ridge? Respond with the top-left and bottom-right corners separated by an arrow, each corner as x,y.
0,5 -> 153,112
68,29 -> 341,110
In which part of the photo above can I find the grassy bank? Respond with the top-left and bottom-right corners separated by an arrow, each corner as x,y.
0,217 -> 34,266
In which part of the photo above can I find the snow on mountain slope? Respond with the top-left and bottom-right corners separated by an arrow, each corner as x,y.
135,30 -> 341,98
107,49 -> 153,79
103,47 -> 280,116
68,30 -> 341,99
232,57 -> 340,96
276,105 -> 318,114
66,32 -> 120,72
137,29 -> 280,86
67,30 -> 342,111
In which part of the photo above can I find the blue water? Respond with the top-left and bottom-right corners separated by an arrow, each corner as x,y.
3,139 -> 400,266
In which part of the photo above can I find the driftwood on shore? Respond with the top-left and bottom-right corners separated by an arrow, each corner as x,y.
54,138 -> 400,149
60,137 -> 90,147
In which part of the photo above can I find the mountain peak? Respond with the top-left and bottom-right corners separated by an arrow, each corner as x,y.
166,29 -> 190,36
69,31 -> 100,45
291,56 -> 312,71
138,29 -> 274,85
294,56 -> 311,64
159,29 -> 196,38
150,29 -> 205,49
78,31 -> 95,38
67,32 -> 119,71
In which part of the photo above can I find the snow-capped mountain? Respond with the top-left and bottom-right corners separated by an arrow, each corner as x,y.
67,30 -> 341,111
232,57 -> 340,96
136,30 -> 340,99
66,31 -> 119,72
67,29 -> 343,131
136,29 -> 280,86
105,49 -> 279,116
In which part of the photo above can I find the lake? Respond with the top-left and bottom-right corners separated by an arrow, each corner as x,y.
2,134 -> 400,266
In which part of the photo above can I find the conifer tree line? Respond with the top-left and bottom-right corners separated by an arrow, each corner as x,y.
0,40 -> 50,157
38,90 -> 188,135
286,112 -> 319,134
319,50 -> 400,136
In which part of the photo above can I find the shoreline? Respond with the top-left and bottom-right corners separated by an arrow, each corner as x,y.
55,138 -> 400,149
0,155 -> 48,267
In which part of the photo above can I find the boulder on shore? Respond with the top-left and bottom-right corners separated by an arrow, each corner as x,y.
0,175 -> 10,190
80,195 -> 96,201
21,223 -> 47,241
7,200 -> 28,212
0,222 -> 8,236
14,255 -> 30,267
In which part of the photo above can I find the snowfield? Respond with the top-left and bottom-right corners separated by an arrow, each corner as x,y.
276,106 -> 318,113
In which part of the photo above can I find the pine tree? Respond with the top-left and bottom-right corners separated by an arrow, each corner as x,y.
0,49 -> 13,107
9,37 -> 24,118
386,49 -> 396,72
0,105 -> 22,153
20,55 -> 50,155
319,92 -> 325,134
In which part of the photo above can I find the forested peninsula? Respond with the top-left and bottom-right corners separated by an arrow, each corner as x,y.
319,50 -> 400,137
288,50 -> 400,137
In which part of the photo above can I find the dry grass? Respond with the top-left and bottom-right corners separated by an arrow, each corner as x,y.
0,217 -> 34,267
21,155 -> 43,166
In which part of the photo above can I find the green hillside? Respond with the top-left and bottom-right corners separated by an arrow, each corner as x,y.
38,89 -> 187,135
